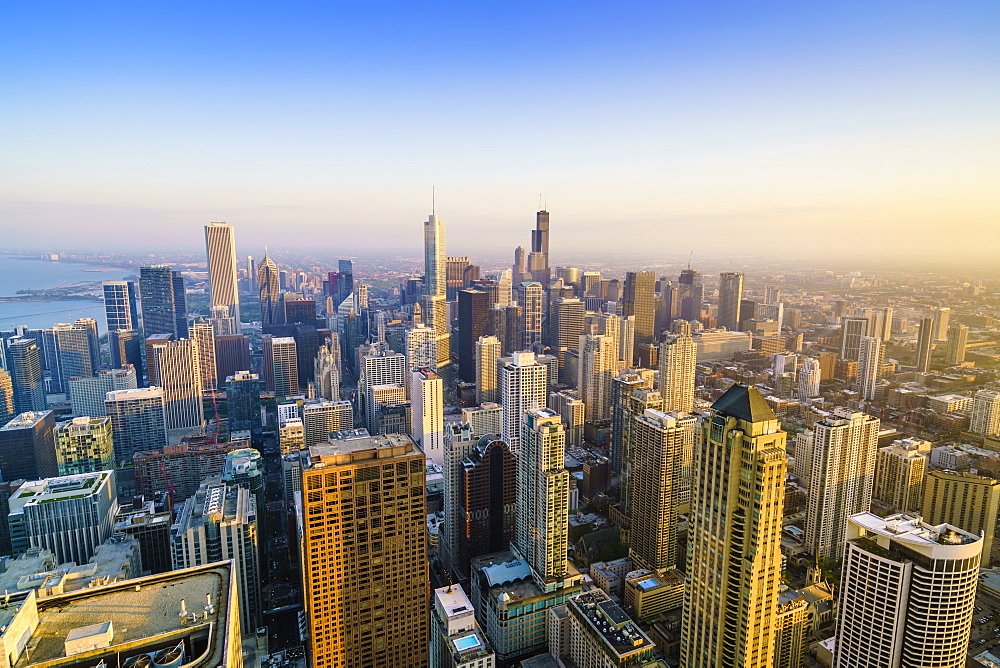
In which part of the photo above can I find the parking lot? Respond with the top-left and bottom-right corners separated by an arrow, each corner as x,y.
970,594 -> 1000,655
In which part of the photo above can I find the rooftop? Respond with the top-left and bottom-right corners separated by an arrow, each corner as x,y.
569,590 -> 654,657
711,384 -> 776,422
308,431 -> 416,463
9,471 -> 112,511
0,411 -> 53,430
852,512 -> 981,548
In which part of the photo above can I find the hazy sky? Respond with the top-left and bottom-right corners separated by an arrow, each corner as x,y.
3,1 -> 998,262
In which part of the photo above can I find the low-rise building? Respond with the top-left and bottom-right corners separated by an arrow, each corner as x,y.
623,569 -> 684,622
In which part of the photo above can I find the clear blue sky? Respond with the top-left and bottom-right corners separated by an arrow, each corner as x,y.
3,1 -> 998,261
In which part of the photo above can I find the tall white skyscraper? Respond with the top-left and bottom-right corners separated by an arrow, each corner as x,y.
932,306 -> 950,341
797,357 -> 821,399
577,334 -> 617,422
857,336 -> 883,401
359,350 -> 408,433
475,336 -> 501,405
150,338 -> 203,431
971,387 -> 1000,437
423,213 -> 446,299
495,269 -> 512,307
518,282 -> 544,350
204,222 -> 241,329
658,334 -> 696,412
835,513 -> 981,668
189,322 -> 217,392
405,324 -> 437,371
803,408 -> 880,560
498,352 -> 548,454
411,369 -> 445,466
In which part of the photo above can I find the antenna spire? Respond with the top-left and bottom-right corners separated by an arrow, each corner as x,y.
432,186 -> 435,216
688,251 -> 693,270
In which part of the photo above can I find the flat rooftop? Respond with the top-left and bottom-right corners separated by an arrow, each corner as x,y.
308,431 -> 416,461
569,590 -> 654,657
853,512 -> 980,547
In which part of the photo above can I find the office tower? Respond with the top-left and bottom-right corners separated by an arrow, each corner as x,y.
301,399 -> 353,448
856,336 -> 884,401
609,371 -> 655,476
262,335 -> 298,397
803,408 -> 880,560
226,371 -> 262,441
458,289 -> 491,382
214,334 -> 251,382
628,409 -> 695,573
621,271 -> 655,365
109,328 -> 144,380
455,435 -> 516,575
440,423 -> 479,571
515,408 -> 570,587
446,256 -> 472,300
921,470 -> 1000,565
577,333 -> 617,422
0,410 -> 57,481
932,306 -> 950,341
204,222 -> 241,330
915,316 -> 935,372
338,258 -> 355,305
547,297 -> 585,382
681,385 -> 786,668
529,209 -> 551,285
300,432 -> 429,667
114,497 -> 173,574
105,387 -> 168,464
313,336 -> 341,400
359,349 -> 408,430
188,322 -> 217,391
553,590 -> 656,667
411,369 -> 444,466
54,416 -> 115,475
797,357 -> 821,399
678,268 -> 704,321
840,316 -> 869,361
102,280 -> 140,332
246,254 -> 257,293
498,352 -> 549,454
424,212 -> 447,300
717,272 -> 744,330
972,387 -> 1000,436
658,334 -> 696,412
873,439 -> 929,513
834,513 -> 981,668
495,269 -> 513,308
150,338 -> 203,431
7,469 -> 117,563
290,324 -> 320,388
405,323 -> 437,371
52,319 -> 100,393
946,322 -> 968,364
171,476 -> 260,632
7,338 -> 46,412
257,249 -> 280,325
0,369 -> 13,424
512,245 -> 527,282
517,281 -> 544,350
475,336 -> 501,405
431,585 -> 497,668
139,265 -> 188,337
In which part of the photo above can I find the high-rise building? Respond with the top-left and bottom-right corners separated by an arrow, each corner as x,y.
458,289 -> 491,382
921,469 -> 1000,565
873,439 -> 929,513
430,584 -> 497,668
214,334 -> 251,382
682,385 -> 786,668
226,370 -> 262,441
359,349 -> 408,432
576,333 -> 617,422
52,319 -> 100,394
114,496 -> 173,574
498,352 -> 548,454
204,222 -> 241,330
262,335 -> 298,397
171,476 -> 260,632
517,282 -> 544,350
553,590 -> 656,667
257,249 -> 280,325
548,298 -> 585,382
0,369 -> 13,424
678,268 -> 704,321
441,423 -> 479,573
840,316 -> 869,361
946,322 -> 969,364
628,409 -> 695,573
609,371 -> 655,476
834,513 -> 981,668
475,336 -> 501,405
932,306 -> 951,341
856,336 -> 884,401
301,399 -> 353,449
455,435 -> 516,577
133,438 -> 246,499
102,280 -> 140,332
971,387 -> 1000,437
313,336 -> 342,400
139,265 -> 188,338
0,410 -> 58,481
54,416 -> 115,475
802,408 -> 879,560
104,387 -> 168,465
150,338 -> 203,431
110,328 -> 144,381
529,209 -> 550,285
515,408 -> 570,588
658,334 -> 696,413
299,431 -> 429,667
189,321 -> 217,391
797,357 -> 821,400
915,316 -> 935,373
7,338 -> 46,412
424,212 -> 447,299
717,272 -> 744,331
405,324 -> 438,372
622,271 -> 655,365
7,469 -> 117,563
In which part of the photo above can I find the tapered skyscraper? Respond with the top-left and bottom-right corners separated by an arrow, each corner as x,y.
204,222 -> 241,329
682,384 -> 786,668
528,209 -> 550,285
717,272 -> 744,331
257,249 -> 280,326
423,212 -> 450,366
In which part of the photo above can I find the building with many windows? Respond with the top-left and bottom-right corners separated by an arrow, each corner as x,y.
104,387 -> 167,465
54,416 -> 115,475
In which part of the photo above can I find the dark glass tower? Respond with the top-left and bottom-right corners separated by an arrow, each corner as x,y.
139,266 -> 187,337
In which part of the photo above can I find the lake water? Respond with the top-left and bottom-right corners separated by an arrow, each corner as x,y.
0,255 -> 133,334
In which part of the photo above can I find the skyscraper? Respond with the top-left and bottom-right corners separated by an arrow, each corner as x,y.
7,338 -> 46,413
803,408 -> 880,560
300,432 -> 429,667
797,357 -> 821,399
946,322 -> 968,364
226,371 -> 262,441
189,321 -> 217,391
359,348 -> 408,433
498,352 -> 548,454
263,335 -> 298,397
682,385 -> 786,668
54,416 -> 115,475
52,319 -> 100,393
609,371 -> 655,476
921,470 -> 1000,565
529,209 -> 550,285
313,336 -> 341,401
475,336 -> 501,405
457,289 -> 490,382
622,271 -> 655,365
150,338 -> 203,431
405,324 -> 437,372
139,265 -> 188,338
548,297 -> 585,382
576,333 -> 617,422
104,387 -> 168,464
915,316 -> 935,373
971,387 -> 1000,437
102,280 -> 140,332
932,306 -> 950,341
109,329 -> 144,381
717,272 -> 744,331
678,268 -> 704,321
873,439 -> 929,513
204,222 -> 241,330
411,369 -> 445,466
0,369 -> 13,425
856,335 -> 884,401
430,584 -> 497,668
257,249 -> 280,325
0,410 -> 58,481
214,334 -> 251,382
840,316 -> 869,361
658,334 -> 696,413
517,281 -> 544,351
68,366 -> 137,417
835,513 -> 981,668
424,212 -> 447,300
455,434 -> 517,575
